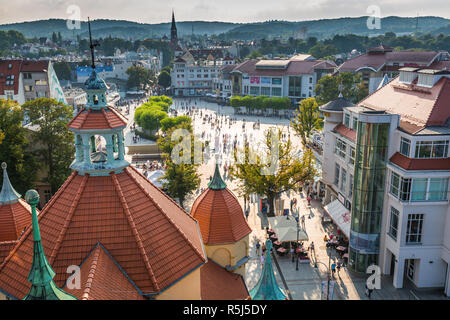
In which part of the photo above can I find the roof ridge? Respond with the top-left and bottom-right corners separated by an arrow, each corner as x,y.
81,245 -> 100,300
425,77 -> 450,127
48,174 -> 88,265
108,106 -> 129,124
0,172 -> 78,273
67,107 -> 85,128
125,167 -> 205,263
111,173 -> 160,293
100,108 -> 112,129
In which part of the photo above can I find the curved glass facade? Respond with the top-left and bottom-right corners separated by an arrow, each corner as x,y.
349,121 -> 390,273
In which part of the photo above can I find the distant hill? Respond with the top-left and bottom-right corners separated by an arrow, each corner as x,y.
0,16 -> 449,40
220,16 -> 450,40
0,19 -> 240,40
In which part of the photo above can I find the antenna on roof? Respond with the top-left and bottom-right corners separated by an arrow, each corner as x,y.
88,17 -> 99,69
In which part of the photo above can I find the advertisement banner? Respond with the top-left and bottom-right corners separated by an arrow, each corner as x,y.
261,77 -> 271,84
250,77 -> 260,84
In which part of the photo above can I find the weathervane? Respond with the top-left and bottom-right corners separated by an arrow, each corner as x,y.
88,17 -> 100,69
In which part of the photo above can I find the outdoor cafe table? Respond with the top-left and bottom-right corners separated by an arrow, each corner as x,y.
277,247 -> 287,253
270,234 -> 278,240
336,246 -> 347,252
343,253 -> 349,258
296,248 -> 307,254
329,239 -> 339,244
273,241 -> 282,246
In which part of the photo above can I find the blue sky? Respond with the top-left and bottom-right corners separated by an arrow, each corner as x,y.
0,0 -> 448,24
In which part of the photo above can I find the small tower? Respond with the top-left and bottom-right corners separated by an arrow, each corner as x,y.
170,10 -> 178,48
249,240 -> 287,300
23,190 -> 76,300
67,19 -> 129,176
0,162 -> 32,242
191,164 -> 252,277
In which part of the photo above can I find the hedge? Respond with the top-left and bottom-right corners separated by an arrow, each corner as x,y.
230,96 -> 291,110
134,96 -> 174,132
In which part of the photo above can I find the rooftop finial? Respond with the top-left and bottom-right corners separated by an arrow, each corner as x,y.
23,190 -> 77,300
0,162 -> 21,204
88,17 -> 99,70
208,163 -> 227,190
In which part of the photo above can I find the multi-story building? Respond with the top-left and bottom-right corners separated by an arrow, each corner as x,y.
171,57 -> 234,96
337,45 -> 450,94
230,55 -> 336,104
0,59 -> 66,104
320,64 -> 450,296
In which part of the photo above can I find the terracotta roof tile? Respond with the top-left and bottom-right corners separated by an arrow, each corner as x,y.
0,200 -> 32,242
68,107 -> 128,130
66,243 -> 144,300
334,124 -> 356,143
0,166 -> 206,299
0,241 -> 17,265
191,186 -> 252,245
200,260 -> 249,300
390,152 -> 450,171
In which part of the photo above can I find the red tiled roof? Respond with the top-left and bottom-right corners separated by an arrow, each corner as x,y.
334,124 -> 356,142
0,241 -> 17,265
231,59 -> 335,76
358,77 -> 450,129
338,51 -> 440,72
66,243 -> 144,300
20,60 -> 49,72
191,186 -> 251,245
390,152 -> 450,171
200,260 -> 249,300
0,166 -> 206,298
68,107 -> 128,130
0,199 -> 32,242
0,60 -> 22,95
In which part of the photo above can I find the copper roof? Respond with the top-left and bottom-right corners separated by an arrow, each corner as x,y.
200,260 -> 249,300
390,152 -> 450,171
191,168 -> 251,245
68,107 -> 128,130
0,200 -> 32,242
0,166 -> 206,298
66,243 -> 145,300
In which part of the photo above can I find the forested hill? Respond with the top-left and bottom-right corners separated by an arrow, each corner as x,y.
0,19 -> 240,39
0,16 -> 449,40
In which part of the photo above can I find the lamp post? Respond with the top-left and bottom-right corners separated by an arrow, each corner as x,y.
295,212 -> 300,271
315,247 -> 332,300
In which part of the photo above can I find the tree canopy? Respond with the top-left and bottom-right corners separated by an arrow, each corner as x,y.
315,72 -> 368,105
230,96 -> 291,110
126,65 -> 155,90
291,98 -> 322,147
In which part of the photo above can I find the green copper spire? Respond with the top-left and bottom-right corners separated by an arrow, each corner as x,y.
0,162 -> 21,204
250,240 -> 287,300
23,190 -> 77,300
208,163 -> 226,190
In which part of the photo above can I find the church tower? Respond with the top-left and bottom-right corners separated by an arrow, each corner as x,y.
170,10 -> 178,48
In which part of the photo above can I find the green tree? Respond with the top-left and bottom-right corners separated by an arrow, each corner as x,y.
22,98 -> 75,195
315,73 -> 368,105
230,128 -> 317,217
291,98 -> 322,147
126,66 -> 154,90
157,124 -> 201,208
53,61 -> 72,80
0,99 -> 37,193
158,70 -> 171,88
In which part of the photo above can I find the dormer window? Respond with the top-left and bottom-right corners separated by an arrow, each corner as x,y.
93,95 -> 99,105
417,73 -> 435,88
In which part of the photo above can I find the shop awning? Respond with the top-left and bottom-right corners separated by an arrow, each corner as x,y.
268,217 -> 309,242
323,200 -> 351,238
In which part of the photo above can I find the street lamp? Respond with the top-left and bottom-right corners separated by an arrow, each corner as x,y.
315,247 -> 332,300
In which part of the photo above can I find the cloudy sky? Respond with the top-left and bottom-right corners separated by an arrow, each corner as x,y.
0,0 -> 448,24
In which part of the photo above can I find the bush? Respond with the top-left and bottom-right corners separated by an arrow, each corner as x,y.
134,95 -> 174,132
230,95 -> 291,110
160,116 -> 192,132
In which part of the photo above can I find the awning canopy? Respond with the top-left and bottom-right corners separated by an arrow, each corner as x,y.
268,217 -> 309,242
323,200 -> 351,238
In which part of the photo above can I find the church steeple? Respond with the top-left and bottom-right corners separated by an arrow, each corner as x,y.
170,10 -> 178,47
208,163 -> 227,190
23,190 -> 77,300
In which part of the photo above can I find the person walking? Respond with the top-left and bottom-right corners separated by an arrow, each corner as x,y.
260,254 -> 265,267
336,261 -> 342,275
290,247 -> 295,263
255,240 -> 261,256
301,215 -> 305,228
245,208 -> 250,220
331,262 -> 336,277
310,241 -> 315,253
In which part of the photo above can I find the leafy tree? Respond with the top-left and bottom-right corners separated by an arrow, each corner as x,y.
239,46 -> 250,59
157,123 -> 201,208
230,128 -> 317,217
291,98 -> 322,147
134,105 -> 167,133
315,73 -> 368,105
53,61 -> 72,80
126,65 -> 154,90
0,99 -> 37,193
160,116 -> 192,133
22,98 -> 74,195
247,49 -> 263,59
158,70 -> 171,88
